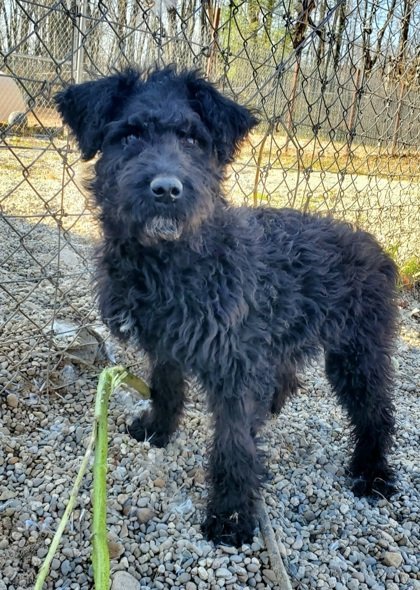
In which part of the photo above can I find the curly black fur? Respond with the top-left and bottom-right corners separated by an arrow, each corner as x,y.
55,67 -> 399,546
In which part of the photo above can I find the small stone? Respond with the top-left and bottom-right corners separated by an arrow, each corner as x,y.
215,567 -> 232,578
61,559 -> 72,575
304,510 -> 316,522
339,503 -> 349,515
111,571 -> 140,590
108,534 -> 125,559
154,478 -> 165,488
122,498 -> 132,516
379,531 -> 395,544
136,508 -> 156,524
186,583 -> 197,590
62,547 -> 75,558
6,393 -> 18,408
329,557 -> 345,572
382,551 -> 403,568
177,572 -> 191,584
0,490 -> 15,501
198,566 -> 208,580
262,569 -> 276,582
220,544 -> 237,554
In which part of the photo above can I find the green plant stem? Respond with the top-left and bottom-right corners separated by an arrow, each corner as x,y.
91,369 -> 113,589
34,366 -> 150,590
34,425 -> 96,590
92,367 -> 150,589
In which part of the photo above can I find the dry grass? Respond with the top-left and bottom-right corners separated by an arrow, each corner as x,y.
0,135 -> 98,239
242,132 -> 420,182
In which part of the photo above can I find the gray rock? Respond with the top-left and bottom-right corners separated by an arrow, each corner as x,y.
108,533 -> 125,559
304,510 -> 316,522
111,571 -> 140,590
382,551 -> 403,568
177,572 -> 191,584
198,566 -> 208,580
215,567 -> 232,578
6,393 -> 18,408
262,569 -> 276,582
61,559 -> 72,575
136,508 -> 156,524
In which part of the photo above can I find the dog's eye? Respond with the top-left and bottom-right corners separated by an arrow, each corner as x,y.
122,132 -> 142,147
182,136 -> 198,147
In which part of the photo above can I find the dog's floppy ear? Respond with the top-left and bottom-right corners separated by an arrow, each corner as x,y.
187,74 -> 259,164
54,69 -> 140,160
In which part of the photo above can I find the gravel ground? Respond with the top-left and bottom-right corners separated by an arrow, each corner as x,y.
0,235 -> 419,590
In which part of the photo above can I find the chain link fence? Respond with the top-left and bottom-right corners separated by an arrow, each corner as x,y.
1,0 -> 419,397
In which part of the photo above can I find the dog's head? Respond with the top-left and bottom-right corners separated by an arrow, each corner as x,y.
55,67 -> 258,244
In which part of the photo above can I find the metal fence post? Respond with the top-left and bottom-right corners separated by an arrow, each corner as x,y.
74,0 -> 88,83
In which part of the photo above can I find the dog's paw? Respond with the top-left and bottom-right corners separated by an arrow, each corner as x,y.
202,512 -> 255,547
351,468 -> 397,500
127,416 -> 170,448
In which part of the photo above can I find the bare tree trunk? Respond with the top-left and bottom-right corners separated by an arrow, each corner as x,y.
390,0 -> 413,155
284,56 -> 301,152
396,0 -> 413,66
345,66 -> 362,157
283,0 -> 316,152
20,6 -> 30,54
11,0 -> 19,48
248,0 -> 259,46
333,0 -> 347,70
362,0 -> 397,77
263,0 -> 275,38
206,3 -> 221,79
85,2 -> 102,70
167,6 -> 177,62
316,0 -> 327,65
126,0 -> 140,63
391,80 -> 405,156
111,0 -> 128,67
0,0 -> 13,49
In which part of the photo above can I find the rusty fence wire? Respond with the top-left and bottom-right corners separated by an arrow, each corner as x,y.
0,0 -> 419,397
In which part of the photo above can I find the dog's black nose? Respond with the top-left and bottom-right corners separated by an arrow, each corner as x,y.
150,176 -> 183,202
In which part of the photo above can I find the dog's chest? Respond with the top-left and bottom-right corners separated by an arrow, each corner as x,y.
112,248 -> 251,364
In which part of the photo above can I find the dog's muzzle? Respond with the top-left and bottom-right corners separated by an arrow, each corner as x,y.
142,216 -> 183,243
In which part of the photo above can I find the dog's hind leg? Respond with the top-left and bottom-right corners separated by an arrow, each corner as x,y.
128,361 -> 185,448
325,339 -> 397,499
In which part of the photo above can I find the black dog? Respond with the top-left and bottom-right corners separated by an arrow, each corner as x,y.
55,67 -> 398,546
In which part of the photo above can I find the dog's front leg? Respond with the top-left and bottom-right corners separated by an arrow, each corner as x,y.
128,360 -> 185,447
202,394 -> 265,546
